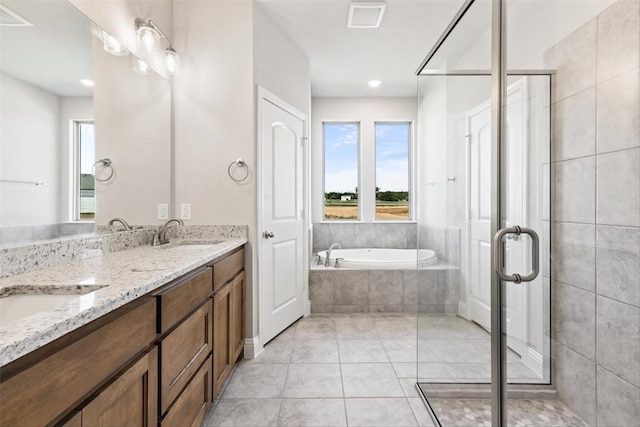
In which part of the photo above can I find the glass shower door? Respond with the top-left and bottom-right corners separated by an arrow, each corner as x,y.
415,0 -> 554,425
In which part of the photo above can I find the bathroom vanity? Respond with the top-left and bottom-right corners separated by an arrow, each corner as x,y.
0,239 -> 246,427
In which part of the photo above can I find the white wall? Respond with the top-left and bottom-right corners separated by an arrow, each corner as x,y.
254,3 -> 310,117
311,97 -> 418,223
59,96 -> 93,222
173,0 -> 311,343
93,39 -> 172,225
0,72 -> 60,226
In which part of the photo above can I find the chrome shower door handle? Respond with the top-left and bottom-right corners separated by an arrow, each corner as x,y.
493,225 -> 540,284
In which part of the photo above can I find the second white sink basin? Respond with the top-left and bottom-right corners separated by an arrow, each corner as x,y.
0,287 -> 104,327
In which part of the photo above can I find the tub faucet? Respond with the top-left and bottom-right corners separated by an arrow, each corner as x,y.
153,218 -> 184,246
107,217 -> 132,231
325,243 -> 341,267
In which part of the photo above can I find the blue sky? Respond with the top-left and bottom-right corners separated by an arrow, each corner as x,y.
324,122 -> 409,193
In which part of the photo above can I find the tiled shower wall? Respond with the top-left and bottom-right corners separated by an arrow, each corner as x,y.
545,1 -> 640,424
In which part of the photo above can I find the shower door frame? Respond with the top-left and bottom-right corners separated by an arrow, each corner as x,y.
416,0 -> 555,425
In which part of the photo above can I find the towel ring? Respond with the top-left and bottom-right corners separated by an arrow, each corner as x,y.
227,158 -> 250,183
92,158 -> 114,182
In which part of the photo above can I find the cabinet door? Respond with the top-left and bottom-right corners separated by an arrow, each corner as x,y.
82,348 -> 158,427
160,301 -> 212,414
230,271 -> 245,362
213,286 -> 232,398
160,355 -> 212,427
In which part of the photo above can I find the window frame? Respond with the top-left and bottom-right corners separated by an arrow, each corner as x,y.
374,121 -> 413,222
72,120 -> 95,222
322,121 -> 362,221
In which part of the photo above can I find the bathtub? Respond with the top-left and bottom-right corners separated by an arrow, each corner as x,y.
316,248 -> 438,269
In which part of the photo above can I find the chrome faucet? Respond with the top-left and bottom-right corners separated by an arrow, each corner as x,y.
153,218 -> 184,246
324,243 -> 341,267
107,218 -> 132,231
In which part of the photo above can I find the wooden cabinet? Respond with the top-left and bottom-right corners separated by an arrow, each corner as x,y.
212,248 -> 245,399
0,245 -> 244,427
82,348 -> 158,427
160,355 -> 212,427
213,284 -> 232,397
158,267 -> 212,333
160,301 -> 212,413
0,299 -> 156,427
230,271 -> 246,362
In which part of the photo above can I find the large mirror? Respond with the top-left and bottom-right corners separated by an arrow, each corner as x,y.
0,0 -> 172,246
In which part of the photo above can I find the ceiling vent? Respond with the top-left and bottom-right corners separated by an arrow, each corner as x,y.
0,4 -> 32,26
347,1 -> 386,29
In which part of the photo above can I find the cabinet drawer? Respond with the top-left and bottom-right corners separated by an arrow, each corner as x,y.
159,267 -> 212,333
161,355 -> 212,427
213,248 -> 244,292
160,301 -> 212,413
0,299 -> 156,427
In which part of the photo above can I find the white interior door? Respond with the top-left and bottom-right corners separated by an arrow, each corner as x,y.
467,104 -> 493,331
503,81 -> 527,356
259,94 -> 307,345
467,81 -> 527,354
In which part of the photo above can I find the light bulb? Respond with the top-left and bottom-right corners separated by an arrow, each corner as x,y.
133,57 -> 149,75
102,32 -> 129,56
136,21 -> 160,55
163,48 -> 180,76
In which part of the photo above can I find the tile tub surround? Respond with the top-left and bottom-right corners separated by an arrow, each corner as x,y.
0,225 -> 248,279
309,266 -> 459,313
312,222 -> 418,252
0,237 -> 247,367
545,0 -> 640,424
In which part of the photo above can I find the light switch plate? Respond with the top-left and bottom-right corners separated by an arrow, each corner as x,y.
180,203 -> 191,220
157,203 -> 169,220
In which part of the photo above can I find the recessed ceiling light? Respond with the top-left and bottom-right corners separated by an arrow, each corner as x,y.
348,1 -> 386,29
368,79 -> 382,88
80,79 -> 95,87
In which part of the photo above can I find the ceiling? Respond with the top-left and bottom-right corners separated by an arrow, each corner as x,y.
0,0 -> 93,97
256,0 -> 466,97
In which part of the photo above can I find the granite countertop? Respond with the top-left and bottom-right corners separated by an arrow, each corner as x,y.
0,238 -> 247,367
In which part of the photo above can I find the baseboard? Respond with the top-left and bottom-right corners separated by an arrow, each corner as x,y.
458,300 -> 470,319
244,336 -> 263,359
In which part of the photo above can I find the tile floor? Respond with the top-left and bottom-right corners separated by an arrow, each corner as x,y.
202,313 -> 554,427
204,314 -> 435,427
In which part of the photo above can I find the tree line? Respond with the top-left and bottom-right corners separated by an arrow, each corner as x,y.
325,189 -> 409,202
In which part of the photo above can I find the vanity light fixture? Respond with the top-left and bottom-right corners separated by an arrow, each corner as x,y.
101,31 -> 129,56
163,47 -> 180,76
80,79 -> 95,87
133,57 -> 149,75
134,18 -> 181,76
368,79 -> 382,88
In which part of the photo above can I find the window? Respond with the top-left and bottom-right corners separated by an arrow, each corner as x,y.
75,121 -> 95,221
375,122 -> 411,220
323,122 -> 359,220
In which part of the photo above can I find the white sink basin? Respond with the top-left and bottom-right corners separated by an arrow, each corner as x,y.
0,288 -> 103,326
157,241 -> 219,251
168,244 -> 218,251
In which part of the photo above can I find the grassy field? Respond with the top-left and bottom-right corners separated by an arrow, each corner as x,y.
324,201 -> 409,220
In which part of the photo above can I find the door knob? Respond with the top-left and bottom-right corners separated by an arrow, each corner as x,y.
263,231 -> 275,239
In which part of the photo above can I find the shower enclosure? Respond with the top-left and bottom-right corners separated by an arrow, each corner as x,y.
415,0 -> 639,425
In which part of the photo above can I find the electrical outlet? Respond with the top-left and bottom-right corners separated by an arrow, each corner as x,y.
157,203 -> 168,220
180,203 -> 191,220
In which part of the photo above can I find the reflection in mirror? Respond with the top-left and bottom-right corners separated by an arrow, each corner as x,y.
0,0 -> 172,246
